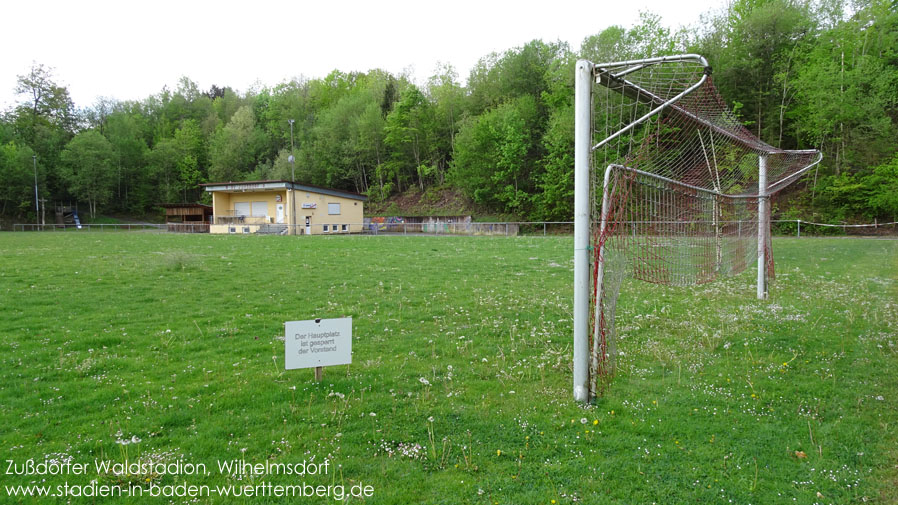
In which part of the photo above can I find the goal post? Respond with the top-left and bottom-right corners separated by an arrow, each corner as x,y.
758,153 -> 768,300
573,55 -> 822,402
572,60 -> 593,403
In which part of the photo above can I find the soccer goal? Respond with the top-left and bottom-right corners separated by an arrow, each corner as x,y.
572,55 -> 822,402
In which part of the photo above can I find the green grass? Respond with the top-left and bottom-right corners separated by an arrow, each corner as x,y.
0,233 -> 896,504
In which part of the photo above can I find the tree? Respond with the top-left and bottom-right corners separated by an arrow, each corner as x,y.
450,96 -> 539,213
59,131 -> 116,218
790,0 -> 898,173
384,86 -> 437,192
104,111 -> 149,210
0,142 -> 38,216
866,153 -> 898,220
426,64 -> 467,186
581,12 -> 683,63
13,64 -> 77,144
208,106 -> 263,182
534,105 -> 575,220
697,0 -> 815,143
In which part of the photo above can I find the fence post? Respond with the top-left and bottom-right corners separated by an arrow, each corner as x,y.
797,219 -> 800,238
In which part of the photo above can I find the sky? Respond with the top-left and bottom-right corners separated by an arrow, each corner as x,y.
0,0 -> 721,111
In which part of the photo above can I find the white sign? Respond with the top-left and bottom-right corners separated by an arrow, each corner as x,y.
285,318 -> 352,370
301,202 -> 317,209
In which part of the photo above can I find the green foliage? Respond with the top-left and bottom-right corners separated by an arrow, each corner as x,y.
0,0 -> 895,223
58,130 -> 116,218
384,86 -> 437,191
208,105 -> 265,182
534,105 -> 575,221
582,12 -> 684,62
866,153 -> 898,219
450,96 -> 540,213
0,141 -> 37,216
816,152 -> 898,220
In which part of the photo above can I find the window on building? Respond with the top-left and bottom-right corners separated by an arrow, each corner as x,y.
234,202 -> 251,217
328,203 -> 341,215
251,201 -> 268,217
341,224 -> 348,232
323,225 -> 329,233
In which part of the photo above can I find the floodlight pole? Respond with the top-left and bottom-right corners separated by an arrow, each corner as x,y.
288,119 -> 296,235
757,154 -> 768,300
33,155 -> 39,223
573,60 -> 593,403
288,119 -> 296,182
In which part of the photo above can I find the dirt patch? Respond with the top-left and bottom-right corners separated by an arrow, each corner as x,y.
367,187 -> 478,217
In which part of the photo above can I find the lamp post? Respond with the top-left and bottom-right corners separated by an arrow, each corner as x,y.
288,119 -> 296,182
32,155 -> 39,223
288,119 -> 296,235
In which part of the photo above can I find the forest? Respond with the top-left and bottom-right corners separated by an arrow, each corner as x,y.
0,0 -> 896,223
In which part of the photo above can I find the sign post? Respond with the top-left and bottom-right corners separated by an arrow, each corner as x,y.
285,318 -> 352,380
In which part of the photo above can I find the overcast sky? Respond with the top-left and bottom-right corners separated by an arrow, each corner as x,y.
0,0 -> 721,111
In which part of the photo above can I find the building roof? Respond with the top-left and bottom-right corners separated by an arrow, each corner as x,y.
158,203 -> 213,209
201,180 -> 367,201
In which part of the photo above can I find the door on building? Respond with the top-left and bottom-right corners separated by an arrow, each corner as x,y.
276,204 -> 285,224
305,216 -> 311,235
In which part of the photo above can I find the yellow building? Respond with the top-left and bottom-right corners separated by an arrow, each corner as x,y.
202,180 -> 366,235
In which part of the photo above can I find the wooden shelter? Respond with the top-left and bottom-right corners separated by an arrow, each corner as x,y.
159,203 -> 213,233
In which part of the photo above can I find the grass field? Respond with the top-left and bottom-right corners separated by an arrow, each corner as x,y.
1,233 -> 896,504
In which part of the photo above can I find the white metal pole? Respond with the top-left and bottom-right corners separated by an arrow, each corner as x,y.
714,195 -> 721,273
591,166 -> 613,396
757,154 -> 768,300
573,60 -> 593,403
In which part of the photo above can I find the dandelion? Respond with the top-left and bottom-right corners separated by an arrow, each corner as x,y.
496,449 -> 501,456
418,377 -> 431,386
427,416 -> 434,423
593,420 -> 599,425
580,418 -> 588,424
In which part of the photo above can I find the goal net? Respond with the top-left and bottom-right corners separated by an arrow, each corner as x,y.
572,55 -> 822,402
